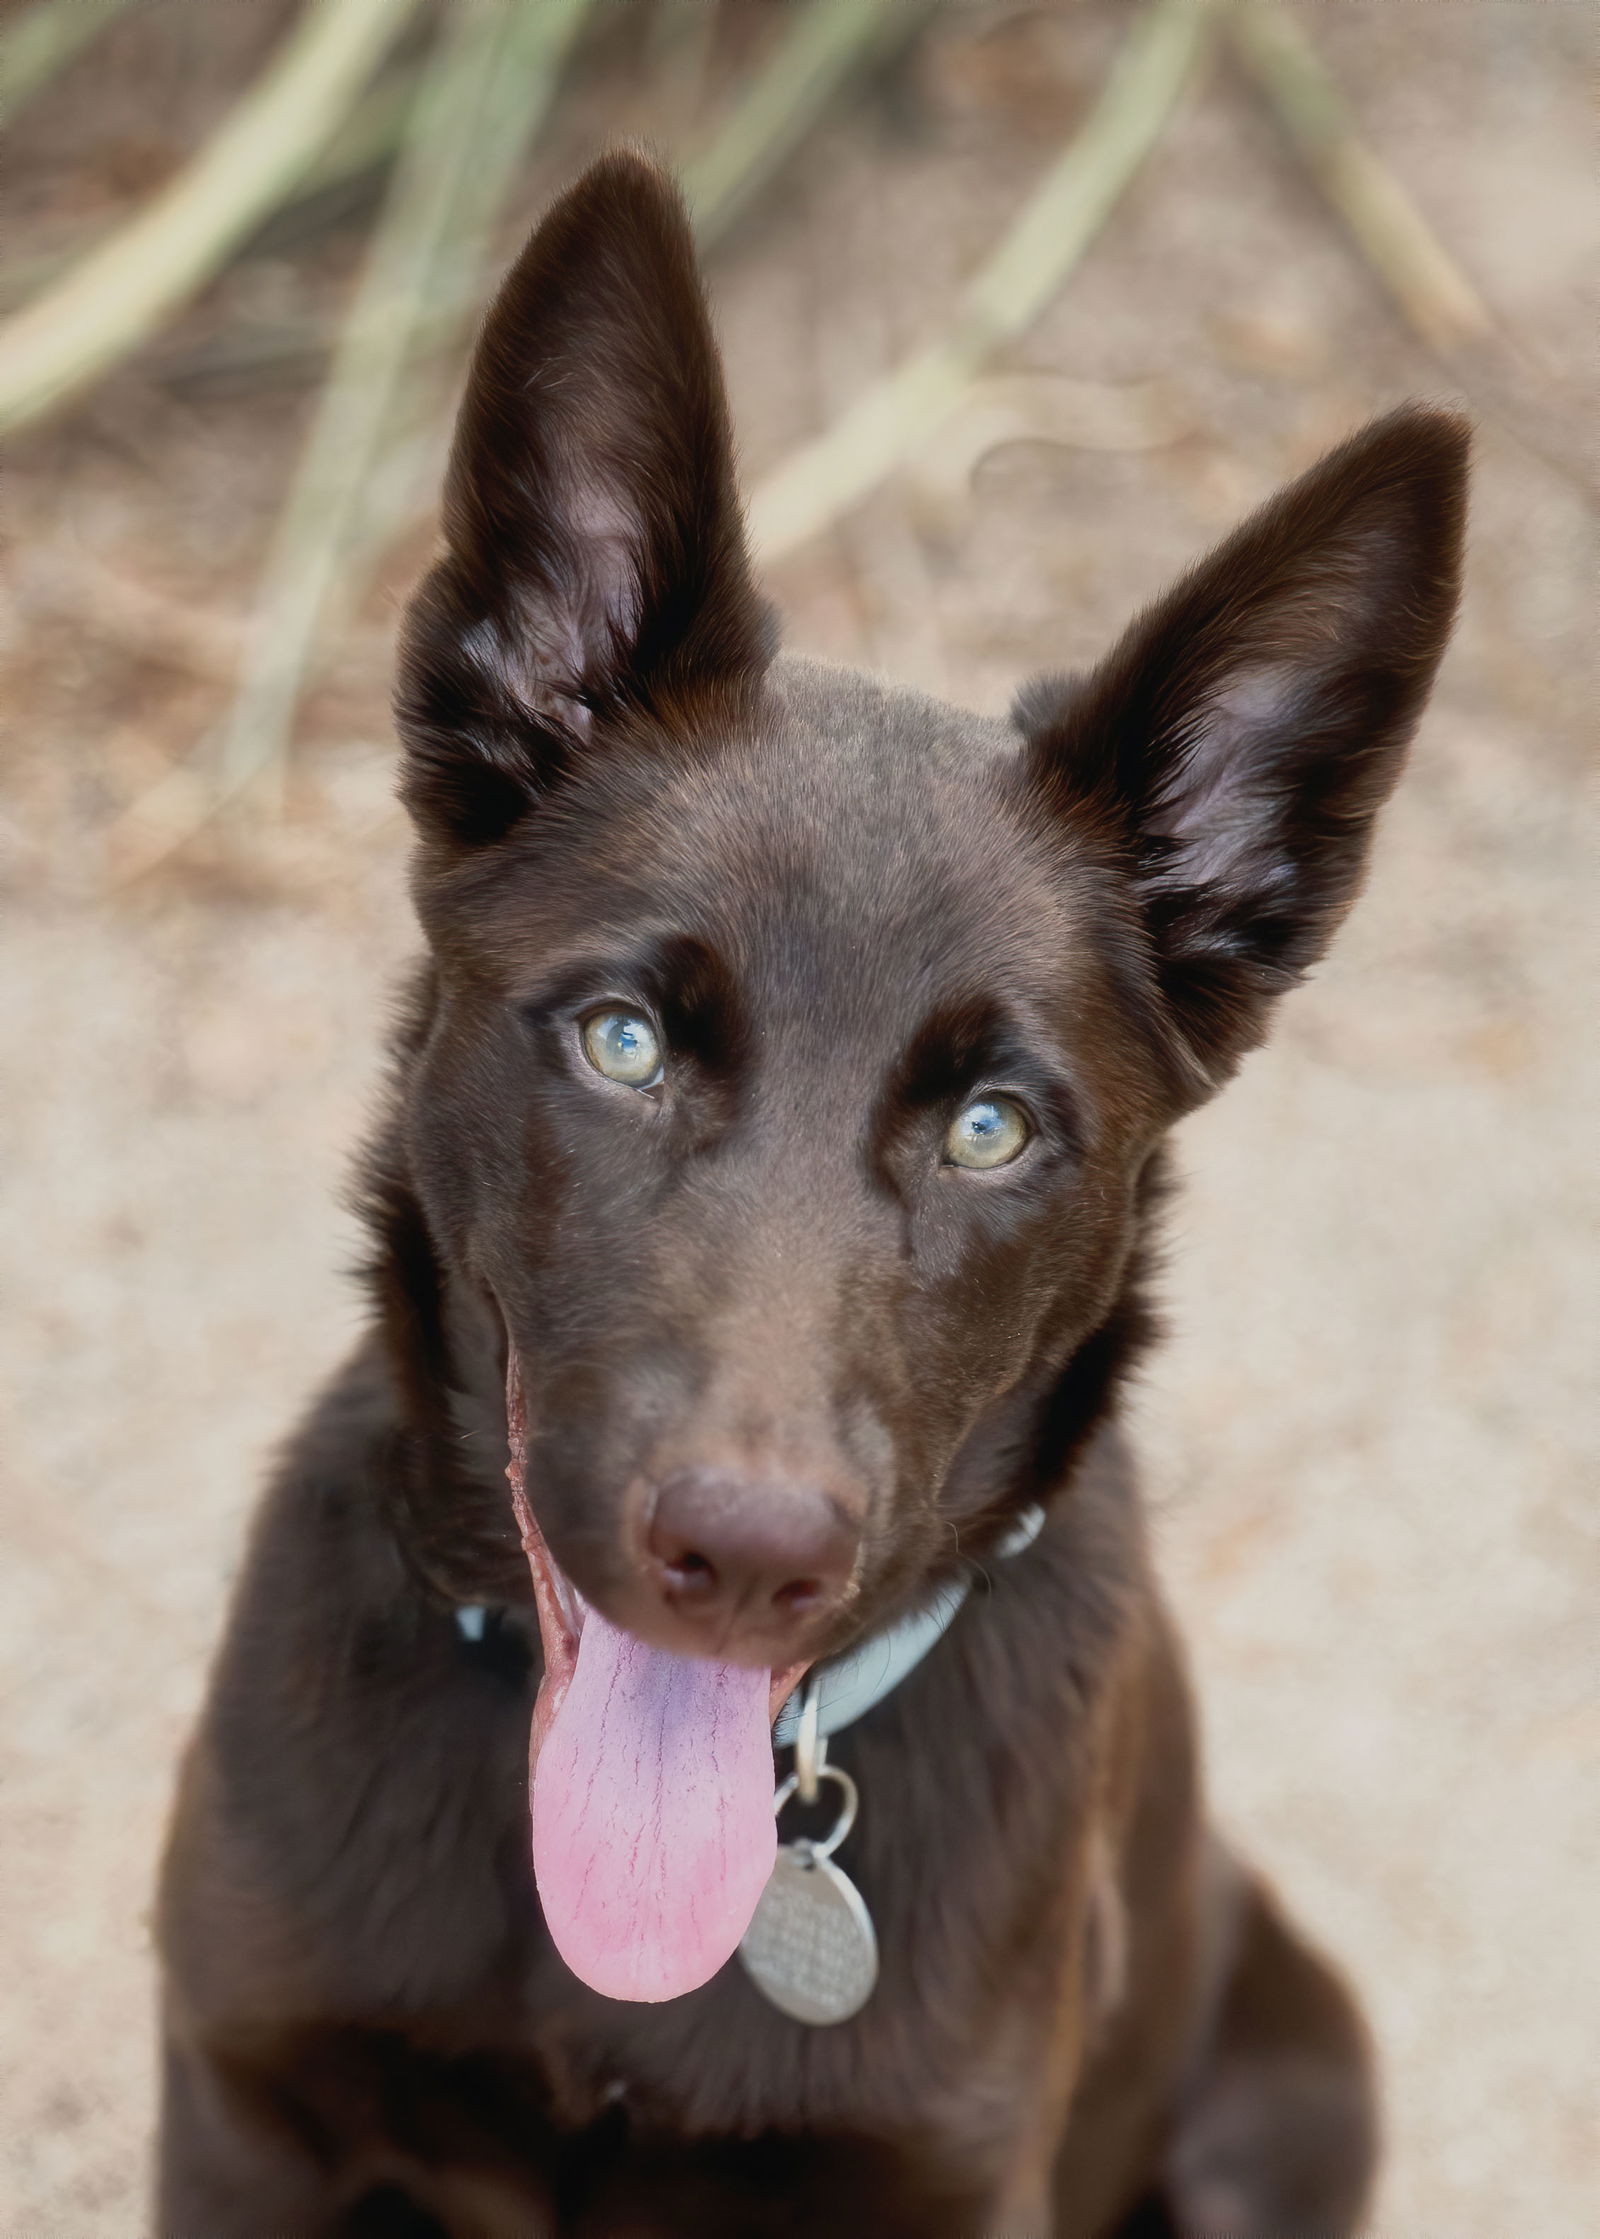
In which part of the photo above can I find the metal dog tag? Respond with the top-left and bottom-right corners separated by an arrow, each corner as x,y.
739,1717 -> 878,2026
739,1838 -> 879,2025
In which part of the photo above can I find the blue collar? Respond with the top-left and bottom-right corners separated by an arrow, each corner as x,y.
454,1503 -> 1047,1743
772,1504 -> 1045,1746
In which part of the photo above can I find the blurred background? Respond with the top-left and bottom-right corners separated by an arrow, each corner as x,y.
0,0 -> 1592,2228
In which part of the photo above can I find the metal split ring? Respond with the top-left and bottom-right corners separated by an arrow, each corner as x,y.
772,1763 -> 859,1861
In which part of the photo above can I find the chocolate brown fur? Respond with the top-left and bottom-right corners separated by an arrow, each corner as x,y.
157,153 -> 1466,2235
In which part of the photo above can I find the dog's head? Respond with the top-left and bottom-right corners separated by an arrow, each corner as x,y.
389,151 -> 1465,2002
393,153 -> 1464,1687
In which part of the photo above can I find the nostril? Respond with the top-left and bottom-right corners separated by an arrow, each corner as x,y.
771,1578 -> 824,1617
661,1549 -> 718,1599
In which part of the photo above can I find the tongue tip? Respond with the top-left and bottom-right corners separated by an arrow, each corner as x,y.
543,1925 -> 756,2015
534,1806 -> 778,2006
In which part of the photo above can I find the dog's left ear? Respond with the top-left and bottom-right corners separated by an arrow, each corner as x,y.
1017,405 -> 1469,1095
397,150 -> 766,850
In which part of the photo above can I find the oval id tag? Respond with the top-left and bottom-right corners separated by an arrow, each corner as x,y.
739,1839 -> 879,2025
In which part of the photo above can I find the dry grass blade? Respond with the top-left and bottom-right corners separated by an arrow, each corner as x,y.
205,0 -> 595,812
683,0 -> 941,249
0,0 -> 416,433
1228,3 -> 1489,353
645,0 -> 721,146
318,0 -> 601,609
0,62 -> 424,316
0,0 -> 133,130
284,61 -> 421,207
146,1 -> 940,404
1230,2 -> 1593,501
748,0 -> 1220,563
320,0 -> 940,663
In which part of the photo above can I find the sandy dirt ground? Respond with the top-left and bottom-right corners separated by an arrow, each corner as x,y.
1,4 -> 1593,2230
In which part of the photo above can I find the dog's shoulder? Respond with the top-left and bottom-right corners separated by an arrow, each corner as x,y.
160,1338 -> 536,2036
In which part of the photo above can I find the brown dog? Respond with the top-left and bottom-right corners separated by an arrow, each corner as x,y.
155,153 -> 1467,2236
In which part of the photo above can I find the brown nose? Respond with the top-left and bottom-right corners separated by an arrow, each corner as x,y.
646,1467 -> 858,1644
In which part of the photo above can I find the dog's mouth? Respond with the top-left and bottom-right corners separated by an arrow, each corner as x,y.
505,1358 -> 808,2005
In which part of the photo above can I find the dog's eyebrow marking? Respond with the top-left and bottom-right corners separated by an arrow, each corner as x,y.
883,995 -> 1086,1139
649,932 -> 752,1076
862,994 -> 1089,1199
886,994 -> 1015,1108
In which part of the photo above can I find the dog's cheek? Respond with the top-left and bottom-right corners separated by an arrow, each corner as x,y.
400,1004 -> 546,1286
913,1164 -> 1137,1419
895,1218 -> 1048,1437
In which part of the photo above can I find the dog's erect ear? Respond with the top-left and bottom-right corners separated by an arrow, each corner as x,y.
396,151 -> 766,849
1017,406 -> 1469,1093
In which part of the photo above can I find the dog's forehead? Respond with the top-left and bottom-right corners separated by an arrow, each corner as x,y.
475,657 -> 1127,1052
618,660 -> 1077,974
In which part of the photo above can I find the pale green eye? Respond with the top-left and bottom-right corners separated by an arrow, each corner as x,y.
582,1009 -> 663,1089
945,1096 -> 1030,1170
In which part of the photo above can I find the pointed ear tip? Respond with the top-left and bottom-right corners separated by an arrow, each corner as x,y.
1356,401 -> 1474,484
483,146 -> 697,344
1289,404 -> 1470,568
560,143 -> 688,230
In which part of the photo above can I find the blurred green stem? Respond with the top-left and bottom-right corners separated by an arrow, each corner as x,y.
0,0 -> 134,130
684,0 -> 940,248
212,0 -> 595,803
1230,1 -> 1591,499
749,0 -> 1219,562
0,0 -> 415,432
0,62 -> 427,314
1228,2 -> 1489,351
322,0 -> 946,694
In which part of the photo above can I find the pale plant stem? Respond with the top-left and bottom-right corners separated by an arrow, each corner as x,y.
1229,0 -> 1590,500
1228,2 -> 1489,352
209,0 -> 596,809
0,0 -> 134,130
683,0 -> 941,249
747,0 -> 1220,565
0,0 -> 417,432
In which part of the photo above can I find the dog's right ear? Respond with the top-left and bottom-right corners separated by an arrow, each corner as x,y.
395,151 -> 766,850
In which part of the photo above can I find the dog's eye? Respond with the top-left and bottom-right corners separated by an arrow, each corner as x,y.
582,1009 -> 664,1090
944,1096 -> 1030,1170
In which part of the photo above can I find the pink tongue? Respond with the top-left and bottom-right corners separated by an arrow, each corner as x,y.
530,1608 -> 776,2003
